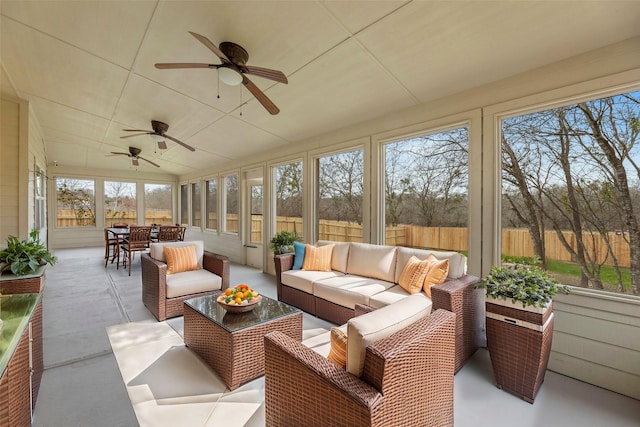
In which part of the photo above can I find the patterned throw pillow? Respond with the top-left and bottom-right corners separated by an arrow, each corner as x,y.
302,244 -> 334,271
423,254 -> 449,297
398,255 -> 431,294
164,245 -> 199,275
326,327 -> 347,368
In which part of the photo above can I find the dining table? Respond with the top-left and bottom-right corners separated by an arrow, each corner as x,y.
105,227 -> 159,265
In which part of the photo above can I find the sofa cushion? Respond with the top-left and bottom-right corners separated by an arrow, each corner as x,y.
423,255 -> 450,297
281,270 -> 344,294
347,243 -> 397,283
164,245 -> 199,275
150,240 -> 204,268
313,275 -> 395,309
165,269 -> 222,298
326,327 -> 348,368
317,240 -> 350,273
398,255 -> 431,294
302,244 -> 334,271
292,241 -> 306,270
368,285 -> 432,309
395,247 -> 466,281
346,295 -> 431,377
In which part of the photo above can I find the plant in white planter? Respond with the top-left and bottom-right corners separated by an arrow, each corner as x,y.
0,230 -> 57,276
269,231 -> 302,255
477,264 -> 570,310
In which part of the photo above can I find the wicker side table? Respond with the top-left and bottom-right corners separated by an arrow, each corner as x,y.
485,298 -> 554,404
184,294 -> 302,391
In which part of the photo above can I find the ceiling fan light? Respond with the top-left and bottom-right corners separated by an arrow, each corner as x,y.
218,67 -> 243,86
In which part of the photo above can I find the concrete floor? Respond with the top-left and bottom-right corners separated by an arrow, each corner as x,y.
31,246 -> 640,427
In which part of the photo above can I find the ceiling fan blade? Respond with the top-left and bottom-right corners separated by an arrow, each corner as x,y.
157,140 -> 168,150
132,158 -> 140,166
242,76 -> 280,115
122,129 -> 152,132
188,31 -> 231,64
165,134 -> 196,152
155,63 -> 220,69
241,65 -> 288,84
120,133 -> 151,139
110,152 -> 130,156
139,156 -> 160,168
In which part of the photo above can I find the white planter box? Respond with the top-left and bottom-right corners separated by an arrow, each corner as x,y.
485,295 -> 550,314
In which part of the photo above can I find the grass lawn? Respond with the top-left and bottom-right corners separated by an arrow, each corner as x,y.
546,259 -> 633,293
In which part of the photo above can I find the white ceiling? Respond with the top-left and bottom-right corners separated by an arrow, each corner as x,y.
2,1 -> 639,176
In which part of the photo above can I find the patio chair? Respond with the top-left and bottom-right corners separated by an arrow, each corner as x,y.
104,228 -> 119,267
156,225 -> 182,242
264,307 -> 456,427
118,225 -> 152,276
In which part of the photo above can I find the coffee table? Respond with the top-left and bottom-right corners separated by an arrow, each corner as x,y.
183,292 -> 302,390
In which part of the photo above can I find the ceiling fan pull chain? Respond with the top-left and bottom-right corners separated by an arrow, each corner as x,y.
240,86 -> 243,116
217,73 -> 220,99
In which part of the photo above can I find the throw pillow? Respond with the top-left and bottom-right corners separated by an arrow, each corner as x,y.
302,244 -> 334,271
326,327 -> 347,368
292,241 -> 306,270
398,255 -> 431,294
164,245 -> 199,275
423,254 -> 449,297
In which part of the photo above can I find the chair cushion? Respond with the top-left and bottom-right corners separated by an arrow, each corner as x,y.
292,241 -> 306,270
150,240 -> 204,268
398,255 -> 431,294
423,255 -> 450,297
346,295 -> 431,377
164,245 -> 199,275
302,244 -> 334,271
326,327 -> 348,368
347,243 -> 397,283
165,269 -> 222,298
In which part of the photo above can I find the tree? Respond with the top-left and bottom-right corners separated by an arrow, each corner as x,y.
318,150 -> 363,224
56,178 -> 96,226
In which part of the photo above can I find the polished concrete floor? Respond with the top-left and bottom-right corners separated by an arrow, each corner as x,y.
31,246 -> 640,427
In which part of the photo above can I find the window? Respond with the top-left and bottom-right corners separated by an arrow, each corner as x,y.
191,182 -> 201,227
205,178 -> 218,231
274,161 -> 303,238
34,165 -> 46,230
180,184 -> 188,225
501,90 -> 639,296
317,149 -> 363,242
56,178 -> 96,227
224,174 -> 238,234
250,183 -> 263,244
144,183 -> 172,225
383,127 -> 469,249
104,181 -> 136,226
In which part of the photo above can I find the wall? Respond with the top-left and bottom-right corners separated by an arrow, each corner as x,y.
0,97 -> 22,247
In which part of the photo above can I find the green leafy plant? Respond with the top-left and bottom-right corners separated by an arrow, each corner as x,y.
477,264 -> 570,309
269,230 -> 302,255
0,230 -> 57,276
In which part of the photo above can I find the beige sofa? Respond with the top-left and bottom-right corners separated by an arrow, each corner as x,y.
275,241 -> 485,372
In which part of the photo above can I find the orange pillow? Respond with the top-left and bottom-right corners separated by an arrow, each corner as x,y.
326,327 -> 347,368
398,256 -> 431,294
423,255 -> 449,297
302,244 -> 334,271
164,245 -> 199,275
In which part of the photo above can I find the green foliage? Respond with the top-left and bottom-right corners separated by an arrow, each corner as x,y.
477,264 -> 570,308
269,231 -> 302,255
0,230 -> 57,276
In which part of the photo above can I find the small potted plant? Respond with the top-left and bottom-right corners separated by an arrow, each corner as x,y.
477,263 -> 570,403
0,230 -> 57,294
269,230 -> 301,255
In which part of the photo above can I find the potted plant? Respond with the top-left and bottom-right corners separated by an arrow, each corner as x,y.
269,230 -> 301,255
476,264 -> 570,404
0,230 -> 57,294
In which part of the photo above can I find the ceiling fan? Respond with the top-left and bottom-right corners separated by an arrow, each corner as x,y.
110,147 -> 160,168
121,120 -> 195,152
155,31 -> 288,115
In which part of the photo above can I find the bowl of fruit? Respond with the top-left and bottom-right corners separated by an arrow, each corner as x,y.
217,284 -> 262,313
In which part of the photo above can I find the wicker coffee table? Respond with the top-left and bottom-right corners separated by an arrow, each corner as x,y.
183,292 -> 302,390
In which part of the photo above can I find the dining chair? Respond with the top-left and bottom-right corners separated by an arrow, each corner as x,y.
104,228 -> 119,267
118,225 -> 152,276
178,226 -> 187,241
156,225 -> 182,242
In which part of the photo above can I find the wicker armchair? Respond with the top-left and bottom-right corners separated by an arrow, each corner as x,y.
265,308 -> 456,427
141,241 -> 229,321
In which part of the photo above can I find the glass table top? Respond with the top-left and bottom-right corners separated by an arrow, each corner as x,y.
185,292 -> 300,333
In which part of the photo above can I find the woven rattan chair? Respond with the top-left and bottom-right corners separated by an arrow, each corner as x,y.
118,225 -> 152,276
141,241 -> 229,321
264,308 -> 456,427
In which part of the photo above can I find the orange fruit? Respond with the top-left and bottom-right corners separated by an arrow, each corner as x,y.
225,288 -> 232,296
236,291 -> 244,299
